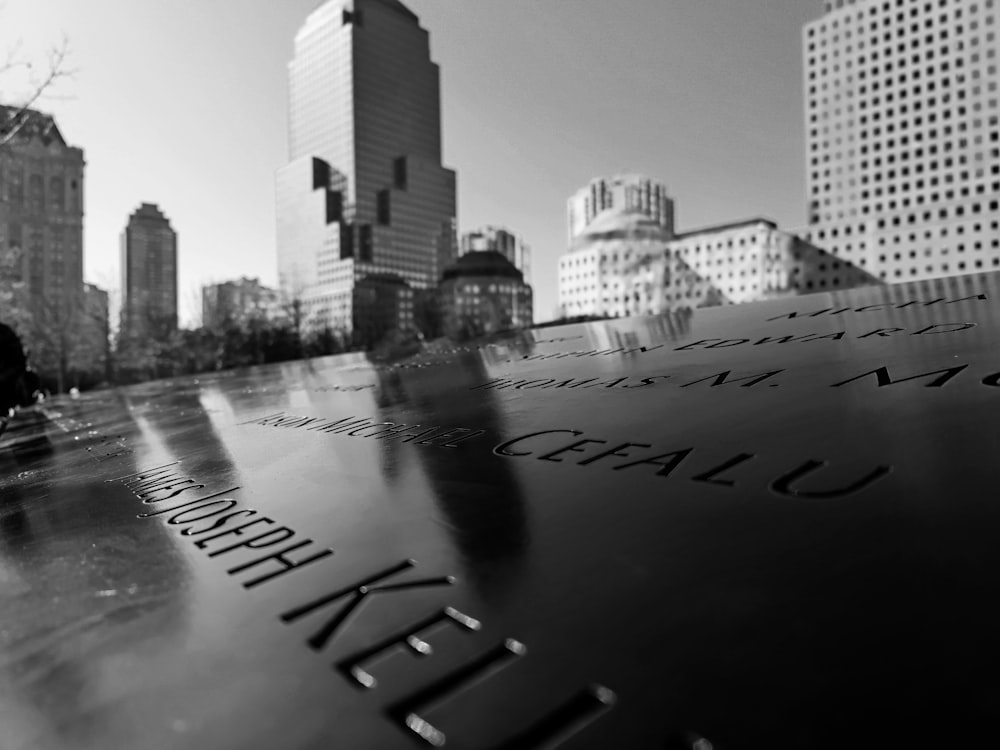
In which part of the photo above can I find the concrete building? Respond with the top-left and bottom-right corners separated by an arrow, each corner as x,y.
202,277 -> 280,329
460,226 -> 531,280
558,212 -> 875,319
802,0 -> 1000,284
439,250 -> 532,339
120,203 -> 177,339
0,105 -> 85,328
276,0 -> 457,339
567,174 -> 675,243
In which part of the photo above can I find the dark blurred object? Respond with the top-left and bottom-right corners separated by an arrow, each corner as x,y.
1,322 -> 43,437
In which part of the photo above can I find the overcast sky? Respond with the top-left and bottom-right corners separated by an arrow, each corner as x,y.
1,0 -> 822,324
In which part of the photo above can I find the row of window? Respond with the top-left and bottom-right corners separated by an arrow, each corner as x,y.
815,0 -> 992,35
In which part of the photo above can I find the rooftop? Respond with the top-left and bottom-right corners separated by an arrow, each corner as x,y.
0,105 -> 67,148
442,251 -> 524,282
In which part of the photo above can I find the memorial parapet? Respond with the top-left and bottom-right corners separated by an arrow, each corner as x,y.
2,271 -> 999,749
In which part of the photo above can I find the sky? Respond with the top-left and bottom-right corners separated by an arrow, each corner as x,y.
1,0 -> 822,324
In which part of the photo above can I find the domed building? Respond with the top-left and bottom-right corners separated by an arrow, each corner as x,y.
439,251 -> 532,340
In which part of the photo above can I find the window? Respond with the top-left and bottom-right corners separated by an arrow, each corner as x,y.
376,190 -> 390,225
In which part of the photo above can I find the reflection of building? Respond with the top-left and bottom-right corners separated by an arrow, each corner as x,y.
81,282 -> 109,356
802,0 -> 1000,285
0,105 -> 85,323
460,226 -> 531,280
202,277 -> 280,329
440,251 -> 532,338
558,213 -> 875,319
275,0 -> 457,341
567,174 -> 674,242
120,203 -> 177,338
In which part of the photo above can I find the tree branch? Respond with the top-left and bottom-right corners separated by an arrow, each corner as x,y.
1,35 -> 76,146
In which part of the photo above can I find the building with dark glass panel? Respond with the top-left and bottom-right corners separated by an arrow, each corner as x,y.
276,0 -> 457,340
120,203 -> 177,339
439,251 -> 532,340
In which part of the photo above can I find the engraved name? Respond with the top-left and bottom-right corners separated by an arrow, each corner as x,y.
675,323 -> 976,350
243,413 -> 487,448
110,462 -> 615,747
492,431 -> 892,500
764,293 -> 988,321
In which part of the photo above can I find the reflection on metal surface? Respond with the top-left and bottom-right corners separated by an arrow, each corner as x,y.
3,273 -> 1000,747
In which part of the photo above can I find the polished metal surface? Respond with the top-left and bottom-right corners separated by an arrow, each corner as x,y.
3,273 -> 999,749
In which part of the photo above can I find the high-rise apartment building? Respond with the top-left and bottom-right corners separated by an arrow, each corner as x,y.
0,105 -> 85,329
120,203 -> 177,338
460,226 -> 531,280
802,0 -> 1000,284
567,174 -> 675,243
276,0 -> 457,337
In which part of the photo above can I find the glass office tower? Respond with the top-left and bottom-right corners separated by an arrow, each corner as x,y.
276,0 -> 457,336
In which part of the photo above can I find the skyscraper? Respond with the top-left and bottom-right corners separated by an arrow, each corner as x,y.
120,203 -> 177,338
276,0 -> 457,337
802,0 -> 1000,284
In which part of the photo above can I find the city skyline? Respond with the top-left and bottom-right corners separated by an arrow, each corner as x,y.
0,0 -> 819,325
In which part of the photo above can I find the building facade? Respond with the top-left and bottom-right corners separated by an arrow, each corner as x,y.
439,250 -> 532,339
120,203 -> 177,338
459,226 -> 531,280
202,277 -> 280,329
0,105 -> 85,332
276,0 -> 457,338
802,0 -> 1000,284
567,174 -> 675,243
559,213 -> 875,319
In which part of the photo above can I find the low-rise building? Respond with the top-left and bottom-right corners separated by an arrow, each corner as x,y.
439,251 -> 532,339
202,277 -> 280,329
558,213 -> 876,319
460,226 -> 531,280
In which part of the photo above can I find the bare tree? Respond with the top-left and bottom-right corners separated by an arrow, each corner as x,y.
0,28 -> 75,145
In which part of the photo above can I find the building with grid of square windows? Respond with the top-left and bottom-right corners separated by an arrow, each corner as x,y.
802,0 -> 1000,283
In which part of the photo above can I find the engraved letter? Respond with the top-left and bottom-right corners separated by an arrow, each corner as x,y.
493,430 -> 584,457
280,559 -> 454,651
830,364 -> 968,388
911,323 -> 976,335
225,540 -> 334,588
338,607 -> 482,689
680,370 -> 783,388
770,460 -> 892,499
691,453 -> 755,486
